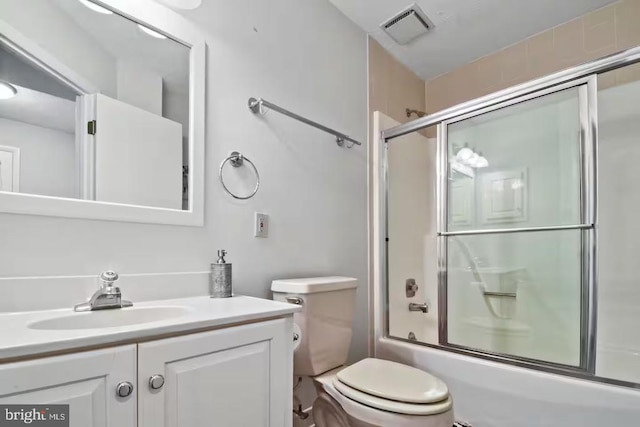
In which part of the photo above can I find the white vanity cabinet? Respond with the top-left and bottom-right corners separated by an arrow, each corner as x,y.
0,345 -> 137,427
138,318 -> 292,427
0,317 -> 293,427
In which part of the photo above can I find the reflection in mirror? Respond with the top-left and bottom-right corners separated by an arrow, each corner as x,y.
447,87 -> 582,232
0,0 -> 190,210
0,43 -> 79,198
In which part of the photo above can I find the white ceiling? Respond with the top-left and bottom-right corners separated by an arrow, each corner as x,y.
52,0 -> 190,95
0,85 -> 75,134
330,0 -> 617,80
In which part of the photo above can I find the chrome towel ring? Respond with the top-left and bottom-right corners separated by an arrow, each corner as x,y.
219,151 -> 260,200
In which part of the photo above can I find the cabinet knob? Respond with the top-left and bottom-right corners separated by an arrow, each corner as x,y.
149,374 -> 165,390
116,381 -> 134,398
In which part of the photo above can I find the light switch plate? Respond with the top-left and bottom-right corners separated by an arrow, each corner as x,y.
254,212 -> 269,238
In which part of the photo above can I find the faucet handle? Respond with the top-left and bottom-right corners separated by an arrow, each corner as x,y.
99,271 -> 119,287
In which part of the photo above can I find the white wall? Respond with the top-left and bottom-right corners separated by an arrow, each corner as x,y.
117,61 -> 163,115
0,118 -> 76,198
163,87 -> 190,139
0,0 -> 368,361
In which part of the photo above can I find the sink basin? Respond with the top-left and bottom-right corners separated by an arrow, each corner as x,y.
28,306 -> 191,330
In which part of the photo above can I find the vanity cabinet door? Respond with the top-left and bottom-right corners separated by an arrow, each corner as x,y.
138,318 -> 293,427
0,345 -> 137,427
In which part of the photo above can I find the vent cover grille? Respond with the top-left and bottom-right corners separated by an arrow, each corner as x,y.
383,10 -> 424,30
381,4 -> 434,45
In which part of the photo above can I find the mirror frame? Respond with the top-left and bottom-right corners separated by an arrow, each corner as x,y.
0,0 -> 205,226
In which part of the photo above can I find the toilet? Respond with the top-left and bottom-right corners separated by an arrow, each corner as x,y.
272,277 -> 454,427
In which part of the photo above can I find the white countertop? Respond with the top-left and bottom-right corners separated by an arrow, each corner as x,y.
0,295 -> 301,361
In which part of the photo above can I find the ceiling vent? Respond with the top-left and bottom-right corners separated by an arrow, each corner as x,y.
381,3 -> 434,45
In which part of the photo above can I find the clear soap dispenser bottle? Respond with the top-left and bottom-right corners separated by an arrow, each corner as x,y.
210,249 -> 232,298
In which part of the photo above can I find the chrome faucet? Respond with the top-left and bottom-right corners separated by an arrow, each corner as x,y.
408,302 -> 429,313
74,271 -> 133,312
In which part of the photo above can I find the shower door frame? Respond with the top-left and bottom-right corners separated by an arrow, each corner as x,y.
380,45 -> 640,388
436,77 -> 596,372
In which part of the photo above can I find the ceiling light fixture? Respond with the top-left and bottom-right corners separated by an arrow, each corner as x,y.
467,152 -> 480,166
454,144 -> 489,169
138,24 -> 167,39
0,82 -> 17,100
511,179 -> 524,190
455,143 -> 474,162
475,153 -> 489,168
78,0 -> 113,14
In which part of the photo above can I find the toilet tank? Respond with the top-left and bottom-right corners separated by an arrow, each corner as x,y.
271,277 -> 357,377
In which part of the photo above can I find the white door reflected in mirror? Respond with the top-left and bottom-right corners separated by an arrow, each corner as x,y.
0,145 -> 20,192
87,94 -> 183,210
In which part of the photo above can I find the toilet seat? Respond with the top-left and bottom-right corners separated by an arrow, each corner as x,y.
333,378 -> 453,415
314,369 -> 455,427
336,358 -> 449,404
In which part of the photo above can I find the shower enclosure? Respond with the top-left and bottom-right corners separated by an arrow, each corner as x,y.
380,46 -> 640,387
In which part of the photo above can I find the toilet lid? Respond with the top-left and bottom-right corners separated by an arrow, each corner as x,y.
333,377 -> 453,416
336,358 -> 449,404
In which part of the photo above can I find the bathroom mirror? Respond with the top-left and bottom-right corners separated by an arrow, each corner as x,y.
0,0 -> 205,225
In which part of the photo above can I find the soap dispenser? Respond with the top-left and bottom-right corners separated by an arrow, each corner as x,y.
210,249 -> 232,298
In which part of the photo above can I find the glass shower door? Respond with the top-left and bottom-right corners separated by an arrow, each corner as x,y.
441,85 -> 592,367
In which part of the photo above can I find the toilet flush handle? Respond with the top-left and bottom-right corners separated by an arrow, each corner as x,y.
285,297 -> 303,305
